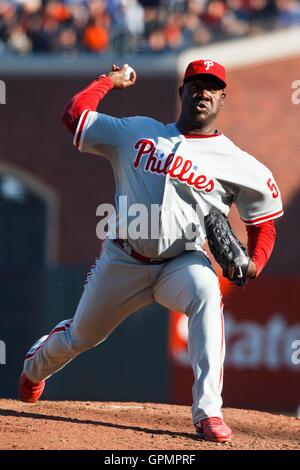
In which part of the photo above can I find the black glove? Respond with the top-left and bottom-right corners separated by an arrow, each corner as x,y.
204,210 -> 250,287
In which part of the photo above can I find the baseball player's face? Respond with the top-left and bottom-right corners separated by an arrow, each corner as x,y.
179,76 -> 226,129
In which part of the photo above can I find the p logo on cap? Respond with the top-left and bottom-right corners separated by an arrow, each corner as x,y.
203,60 -> 214,71
183,60 -> 226,88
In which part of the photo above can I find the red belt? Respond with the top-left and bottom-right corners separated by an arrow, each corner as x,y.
113,238 -> 171,265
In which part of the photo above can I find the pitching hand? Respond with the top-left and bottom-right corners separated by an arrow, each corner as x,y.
101,64 -> 137,89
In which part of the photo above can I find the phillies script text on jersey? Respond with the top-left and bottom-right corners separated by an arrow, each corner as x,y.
133,139 -> 215,193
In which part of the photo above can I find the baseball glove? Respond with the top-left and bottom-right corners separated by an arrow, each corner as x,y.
204,210 -> 250,287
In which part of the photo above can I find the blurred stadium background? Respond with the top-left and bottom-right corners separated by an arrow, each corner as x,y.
0,0 -> 299,416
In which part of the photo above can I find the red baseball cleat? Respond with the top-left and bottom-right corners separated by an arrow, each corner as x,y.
195,417 -> 232,443
18,372 -> 45,403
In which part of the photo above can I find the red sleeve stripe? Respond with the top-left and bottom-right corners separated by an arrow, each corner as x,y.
241,209 -> 283,225
73,109 -> 90,149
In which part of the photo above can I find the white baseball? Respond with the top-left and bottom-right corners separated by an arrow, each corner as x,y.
124,66 -> 134,81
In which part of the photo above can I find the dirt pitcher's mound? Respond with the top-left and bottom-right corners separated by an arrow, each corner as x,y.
0,400 -> 299,450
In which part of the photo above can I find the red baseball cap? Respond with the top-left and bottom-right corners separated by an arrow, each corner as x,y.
183,59 -> 226,88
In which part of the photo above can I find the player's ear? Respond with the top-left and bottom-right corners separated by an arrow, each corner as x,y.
221,90 -> 226,105
178,86 -> 183,99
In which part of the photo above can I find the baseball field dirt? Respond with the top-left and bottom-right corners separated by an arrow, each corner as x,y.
0,400 -> 299,450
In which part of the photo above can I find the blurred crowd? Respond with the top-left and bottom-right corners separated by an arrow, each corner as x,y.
0,0 -> 300,55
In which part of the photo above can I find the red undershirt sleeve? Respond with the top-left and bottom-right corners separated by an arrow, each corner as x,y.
246,220 -> 276,277
61,75 -> 114,134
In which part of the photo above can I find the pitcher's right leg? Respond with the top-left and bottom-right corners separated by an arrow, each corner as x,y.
153,250 -> 232,442
20,240 -> 154,401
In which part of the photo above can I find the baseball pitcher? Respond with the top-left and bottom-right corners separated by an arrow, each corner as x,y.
19,60 -> 283,443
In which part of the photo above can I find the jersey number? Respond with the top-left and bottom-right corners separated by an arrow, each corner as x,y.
267,178 -> 279,199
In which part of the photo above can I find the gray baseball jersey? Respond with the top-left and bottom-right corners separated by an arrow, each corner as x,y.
74,111 -> 283,258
